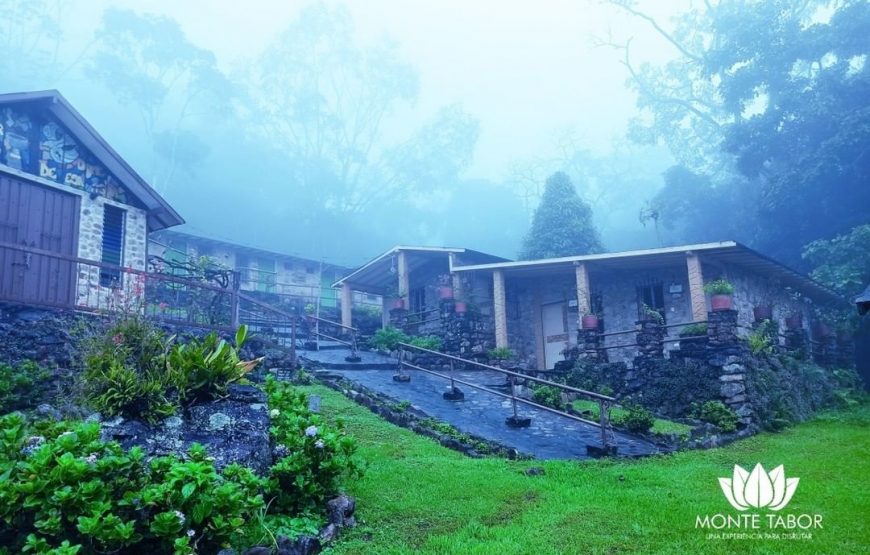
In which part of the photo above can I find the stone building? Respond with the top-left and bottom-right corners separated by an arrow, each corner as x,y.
337,241 -> 843,369
0,90 -> 183,310
148,230 -> 381,313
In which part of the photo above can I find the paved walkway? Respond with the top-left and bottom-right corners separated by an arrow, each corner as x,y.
302,348 -> 660,459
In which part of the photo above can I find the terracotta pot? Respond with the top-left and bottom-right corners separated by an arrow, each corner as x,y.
454,301 -> 467,314
437,286 -> 454,300
390,298 -> 405,310
581,315 -> 599,330
710,294 -> 733,311
753,305 -> 773,322
785,314 -> 803,330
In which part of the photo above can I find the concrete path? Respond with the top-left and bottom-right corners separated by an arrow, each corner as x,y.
302,348 -> 660,459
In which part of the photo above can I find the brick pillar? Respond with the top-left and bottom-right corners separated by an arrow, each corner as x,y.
493,270 -> 508,349
686,252 -> 706,322
574,262 -> 591,328
340,283 -> 353,330
636,320 -> 664,358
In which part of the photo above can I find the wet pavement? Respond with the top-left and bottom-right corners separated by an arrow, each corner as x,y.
303,348 -> 661,459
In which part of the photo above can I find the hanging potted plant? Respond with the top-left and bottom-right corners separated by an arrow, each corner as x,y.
386,287 -> 405,310
581,312 -> 600,330
785,312 -> 803,330
704,279 -> 734,311
753,304 -> 773,322
436,274 -> 454,300
454,298 -> 468,314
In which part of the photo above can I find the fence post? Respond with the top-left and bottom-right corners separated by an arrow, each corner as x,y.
230,270 -> 241,330
598,399 -> 609,449
290,308 -> 298,367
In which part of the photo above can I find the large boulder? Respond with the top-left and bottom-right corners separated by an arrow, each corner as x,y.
100,384 -> 272,474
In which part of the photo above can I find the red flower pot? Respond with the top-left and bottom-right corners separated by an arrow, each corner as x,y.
785,314 -> 802,330
437,286 -> 454,300
710,294 -> 733,311
753,305 -> 773,322
454,301 -> 467,314
581,315 -> 599,330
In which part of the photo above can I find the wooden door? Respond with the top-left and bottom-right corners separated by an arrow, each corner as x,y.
0,174 -> 80,307
542,302 -> 568,369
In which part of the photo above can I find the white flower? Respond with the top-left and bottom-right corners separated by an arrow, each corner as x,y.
85,453 -> 98,464
187,529 -> 195,538
314,439 -> 325,449
305,425 -> 318,437
174,510 -> 186,523
269,409 -> 280,418
719,464 -> 799,511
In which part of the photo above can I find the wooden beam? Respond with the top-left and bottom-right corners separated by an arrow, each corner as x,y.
686,252 -> 706,321
493,270 -> 508,348
340,283 -> 353,330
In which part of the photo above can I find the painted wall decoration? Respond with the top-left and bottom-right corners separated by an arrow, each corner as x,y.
0,105 -> 128,203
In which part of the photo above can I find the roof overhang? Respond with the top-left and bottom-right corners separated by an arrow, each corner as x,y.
0,90 -> 184,231
334,245 -> 507,292
452,241 -> 844,306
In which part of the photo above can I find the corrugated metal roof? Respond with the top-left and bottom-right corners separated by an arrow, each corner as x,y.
0,89 -> 184,231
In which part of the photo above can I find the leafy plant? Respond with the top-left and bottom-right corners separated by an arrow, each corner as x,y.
0,361 -> 50,413
0,414 -> 264,554
531,385 -> 564,410
612,404 -> 655,433
368,327 -> 409,352
747,319 -> 778,355
691,400 -> 739,432
167,325 -> 262,404
703,279 -> 734,295
264,378 -> 361,513
488,347 -> 515,361
408,335 -> 443,351
679,323 -> 708,337
640,303 -> 664,324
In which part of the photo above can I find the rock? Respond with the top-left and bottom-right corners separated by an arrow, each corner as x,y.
525,467 -> 545,476
720,382 -> 746,398
217,550 -> 238,555
319,523 -> 339,542
242,547 -> 271,555
36,403 -> 62,421
228,383 -> 265,404
326,495 -> 356,527
277,534 -> 322,555
719,373 -> 745,382
722,363 -> 744,374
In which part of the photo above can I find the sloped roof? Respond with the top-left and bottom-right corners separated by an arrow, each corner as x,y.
0,90 -> 183,231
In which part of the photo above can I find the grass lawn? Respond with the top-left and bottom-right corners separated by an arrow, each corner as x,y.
571,399 -> 694,437
303,384 -> 870,554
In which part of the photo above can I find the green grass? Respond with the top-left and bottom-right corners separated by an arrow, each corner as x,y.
305,385 -> 870,554
572,399 -> 693,437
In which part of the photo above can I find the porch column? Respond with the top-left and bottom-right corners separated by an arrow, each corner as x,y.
686,252 -> 706,322
574,262 -> 591,325
397,250 -> 409,301
340,283 -> 353,330
493,270 -> 508,349
448,252 -> 462,297
381,294 -> 389,329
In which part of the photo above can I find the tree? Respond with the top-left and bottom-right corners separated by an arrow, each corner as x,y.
519,172 -> 603,259
802,224 -> 870,297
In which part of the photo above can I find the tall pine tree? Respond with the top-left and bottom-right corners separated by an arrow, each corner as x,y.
519,172 -> 603,259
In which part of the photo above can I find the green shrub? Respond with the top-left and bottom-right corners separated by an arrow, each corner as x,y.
703,279 -> 734,295
612,404 -> 655,433
0,413 -> 264,554
408,335 -> 443,351
264,378 -> 361,513
691,400 -> 739,432
168,325 -> 261,405
679,323 -> 708,337
531,385 -> 564,410
0,360 -> 50,413
747,319 -> 777,355
369,327 -> 409,351
488,347 -> 515,361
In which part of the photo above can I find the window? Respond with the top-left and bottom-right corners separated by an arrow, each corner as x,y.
410,287 -> 426,314
637,282 -> 666,323
99,205 -> 125,287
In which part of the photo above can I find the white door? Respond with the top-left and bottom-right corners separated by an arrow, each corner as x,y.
542,302 -> 568,369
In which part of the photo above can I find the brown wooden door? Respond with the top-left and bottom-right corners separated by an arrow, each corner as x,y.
0,174 -> 80,307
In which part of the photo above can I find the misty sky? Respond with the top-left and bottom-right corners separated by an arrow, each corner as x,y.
64,0 -> 681,180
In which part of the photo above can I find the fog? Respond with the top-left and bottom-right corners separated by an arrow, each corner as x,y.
2,0 -> 867,275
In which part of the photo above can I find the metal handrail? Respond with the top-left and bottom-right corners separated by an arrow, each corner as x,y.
396,342 -> 617,448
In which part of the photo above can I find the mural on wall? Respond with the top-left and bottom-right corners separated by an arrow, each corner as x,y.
0,105 -> 127,203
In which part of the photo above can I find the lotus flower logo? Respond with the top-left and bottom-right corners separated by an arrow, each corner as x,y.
719,464 -> 799,511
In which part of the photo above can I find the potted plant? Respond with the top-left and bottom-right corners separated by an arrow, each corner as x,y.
752,304 -> 773,322
488,346 -> 515,369
785,312 -> 803,330
581,312 -> 600,330
704,279 -> 735,311
436,274 -> 454,300
385,287 -> 406,310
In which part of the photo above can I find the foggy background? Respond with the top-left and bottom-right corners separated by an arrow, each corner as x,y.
2,0 -> 867,273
